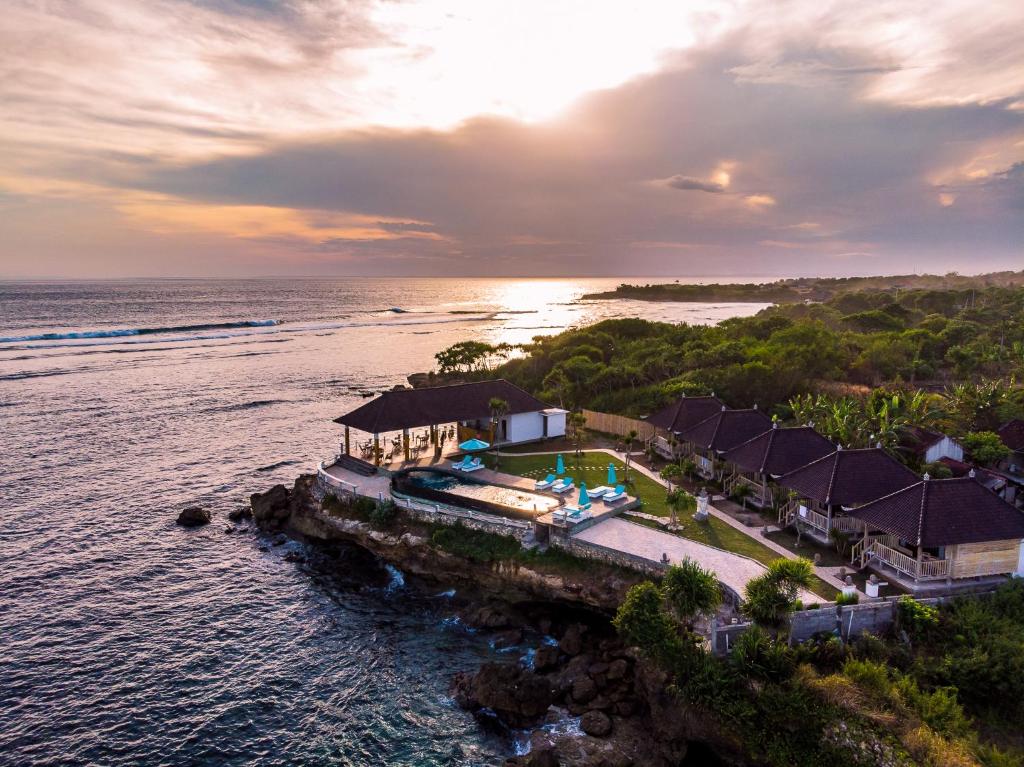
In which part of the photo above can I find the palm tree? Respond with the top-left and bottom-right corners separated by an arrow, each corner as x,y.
488,397 -> 509,470
568,411 -> 587,463
623,429 -> 638,479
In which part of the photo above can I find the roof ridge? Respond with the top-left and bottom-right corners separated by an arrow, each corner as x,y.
761,427 -> 777,474
824,450 -> 841,505
916,476 -> 928,546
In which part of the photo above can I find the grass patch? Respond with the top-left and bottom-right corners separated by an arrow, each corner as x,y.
428,523 -> 522,563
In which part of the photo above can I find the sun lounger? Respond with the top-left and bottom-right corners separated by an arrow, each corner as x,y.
463,457 -> 485,472
603,484 -> 627,502
535,473 -> 556,490
451,457 -> 471,471
587,485 -> 612,497
552,509 -> 567,522
552,478 -> 575,493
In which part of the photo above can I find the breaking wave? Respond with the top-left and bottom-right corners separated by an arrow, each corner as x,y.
0,319 -> 282,344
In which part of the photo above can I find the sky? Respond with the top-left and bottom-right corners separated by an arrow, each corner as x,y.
1,0 -> 1022,278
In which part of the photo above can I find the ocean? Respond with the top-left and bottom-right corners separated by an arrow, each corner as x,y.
0,278 -> 768,766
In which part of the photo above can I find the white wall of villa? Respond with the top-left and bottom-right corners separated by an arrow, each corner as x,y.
923,436 -> 964,464
503,409 -> 566,443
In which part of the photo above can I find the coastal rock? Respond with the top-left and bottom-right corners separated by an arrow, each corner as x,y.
580,710 -> 612,737
571,676 -> 598,705
468,602 -> 517,630
228,506 -> 252,522
559,623 -> 586,656
452,663 -> 553,728
533,644 -> 561,673
250,484 -> 291,531
176,506 -> 211,527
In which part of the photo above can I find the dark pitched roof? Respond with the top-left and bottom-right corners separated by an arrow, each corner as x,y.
722,425 -> 836,477
776,447 -> 919,507
334,379 -> 551,433
998,419 -> 1024,452
899,425 -> 954,456
645,395 -> 726,433
849,476 -> 1024,546
679,408 -> 773,453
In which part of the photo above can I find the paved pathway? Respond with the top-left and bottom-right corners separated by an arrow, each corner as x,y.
498,447 -> 846,591
574,517 -> 823,603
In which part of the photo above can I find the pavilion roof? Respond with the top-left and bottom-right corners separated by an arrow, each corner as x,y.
645,395 -> 726,434
722,425 -> 836,477
679,408 -> 773,453
776,447 -> 919,507
335,379 -> 551,434
849,475 -> 1024,547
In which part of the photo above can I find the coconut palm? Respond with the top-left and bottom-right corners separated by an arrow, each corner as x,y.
623,429 -> 638,479
665,488 -> 696,530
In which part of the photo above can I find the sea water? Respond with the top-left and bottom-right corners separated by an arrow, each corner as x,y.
0,278 -> 766,765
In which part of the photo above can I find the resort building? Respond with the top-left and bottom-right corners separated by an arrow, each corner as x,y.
721,424 -> 836,509
849,474 -> 1024,587
899,425 -> 964,465
676,407 -> 773,480
334,379 -> 567,466
645,394 -> 726,459
775,447 -> 919,542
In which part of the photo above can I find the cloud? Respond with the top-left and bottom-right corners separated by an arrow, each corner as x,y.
2,1 -> 1023,277
664,175 -> 727,193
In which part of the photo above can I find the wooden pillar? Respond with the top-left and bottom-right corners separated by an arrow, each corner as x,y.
915,545 -> 923,582
430,425 -> 437,446
373,434 -> 380,466
344,426 -> 350,456
403,429 -> 410,461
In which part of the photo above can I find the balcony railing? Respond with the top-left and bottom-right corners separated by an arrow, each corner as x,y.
856,538 -> 950,581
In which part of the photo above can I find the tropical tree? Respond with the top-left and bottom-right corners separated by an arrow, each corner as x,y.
742,558 -> 814,628
662,560 -> 721,624
961,430 -> 1010,466
666,488 -> 696,529
660,463 -> 682,491
568,411 -> 587,462
623,429 -> 639,478
488,397 -> 509,470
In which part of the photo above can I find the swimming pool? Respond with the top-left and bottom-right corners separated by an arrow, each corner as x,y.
396,469 -> 560,518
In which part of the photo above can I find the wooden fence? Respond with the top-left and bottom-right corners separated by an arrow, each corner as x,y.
581,409 -> 656,441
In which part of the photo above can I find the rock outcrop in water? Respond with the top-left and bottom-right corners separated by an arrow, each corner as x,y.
176,506 -> 211,527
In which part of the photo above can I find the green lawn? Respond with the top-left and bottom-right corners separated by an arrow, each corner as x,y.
487,451 -> 837,601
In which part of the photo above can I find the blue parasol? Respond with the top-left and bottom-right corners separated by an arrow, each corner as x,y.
607,463 -> 617,485
459,438 -> 490,451
556,454 -> 565,475
578,483 -> 591,508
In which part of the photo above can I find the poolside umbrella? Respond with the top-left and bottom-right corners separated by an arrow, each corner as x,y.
607,463 -> 617,485
556,454 -> 565,475
458,438 -> 490,451
578,483 -> 590,508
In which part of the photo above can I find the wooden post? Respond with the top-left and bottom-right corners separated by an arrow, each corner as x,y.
915,545 -> 923,582
373,434 -> 380,466
430,425 -> 437,446
344,426 -> 350,456
403,429 -> 410,462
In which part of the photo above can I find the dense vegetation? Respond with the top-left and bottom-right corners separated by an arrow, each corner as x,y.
614,577 -> 1024,767
582,271 -> 1024,303
436,286 -> 1024,427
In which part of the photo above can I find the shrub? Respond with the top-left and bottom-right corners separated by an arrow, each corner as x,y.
842,658 -> 892,699
892,676 -> 971,740
836,591 -> 859,606
896,596 -> 939,641
731,626 -> 794,682
369,500 -> 399,529
429,524 -> 521,563
662,559 -> 721,621
613,582 -> 681,663
743,558 -> 814,626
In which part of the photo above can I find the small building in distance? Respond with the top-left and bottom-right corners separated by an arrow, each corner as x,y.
849,474 -> 1024,588
721,424 -> 836,509
776,447 -> 920,542
899,425 -> 964,465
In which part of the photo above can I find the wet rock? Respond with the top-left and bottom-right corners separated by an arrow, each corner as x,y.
533,645 -> 561,673
580,710 -> 612,737
283,551 -> 305,563
523,731 -> 560,767
224,525 -> 235,534
571,676 -> 598,705
452,663 -> 553,728
270,534 -> 287,547
607,659 -> 629,682
250,484 -> 291,531
492,628 -> 524,650
228,506 -> 252,522
176,506 -> 211,527
559,623 -> 586,656
468,603 -> 517,630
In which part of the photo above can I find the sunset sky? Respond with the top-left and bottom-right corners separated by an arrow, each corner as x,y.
1,0 -> 1022,278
